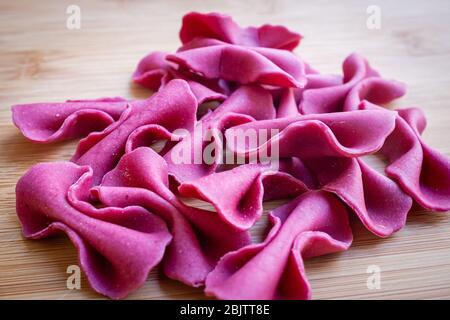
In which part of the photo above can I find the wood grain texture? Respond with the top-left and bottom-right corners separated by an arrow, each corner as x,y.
1,0 -> 450,300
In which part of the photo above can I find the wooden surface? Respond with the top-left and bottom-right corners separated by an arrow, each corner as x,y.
1,0 -> 450,300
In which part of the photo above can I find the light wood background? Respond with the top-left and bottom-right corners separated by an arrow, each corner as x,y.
1,0 -> 450,300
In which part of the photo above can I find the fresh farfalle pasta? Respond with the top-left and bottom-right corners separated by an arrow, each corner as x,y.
165,84 -> 276,183
167,44 -> 307,88
16,161 -> 172,299
12,97 -> 130,143
179,12 -> 302,50
205,191 -> 353,300
11,12 -> 450,299
93,147 -> 251,286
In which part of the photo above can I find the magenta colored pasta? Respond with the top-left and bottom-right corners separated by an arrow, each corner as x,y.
16,161 -> 171,299
133,51 -> 228,102
226,110 -> 397,159
72,79 -> 198,184
165,84 -> 276,183
179,163 -> 309,230
167,44 -> 306,88
179,12 -> 302,50
10,11 -> 450,300
381,107 -> 450,211
205,191 -> 353,300
12,97 -> 129,143
93,147 -> 251,286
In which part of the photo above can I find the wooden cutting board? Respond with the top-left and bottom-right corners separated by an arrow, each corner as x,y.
1,0 -> 449,299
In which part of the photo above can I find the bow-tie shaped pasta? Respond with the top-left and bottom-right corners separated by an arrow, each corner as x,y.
133,51 -> 229,101
222,110 -> 411,236
300,156 -> 412,237
299,53 -> 405,114
205,191 -> 353,300
178,162 -> 309,230
165,84 -> 276,183
72,79 -> 197,184
167,44 -> 306,88
11,97 -> 130,143
349,100 -> 450,212
92,147 -> 251,286
10,12 -> 450,300
179,12 -> 302,51
380,107 -> 450,211
226,109 -> 396,159
16,161 -> 171,299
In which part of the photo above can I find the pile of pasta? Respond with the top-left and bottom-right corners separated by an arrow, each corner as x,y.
12,12 -> 450,299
